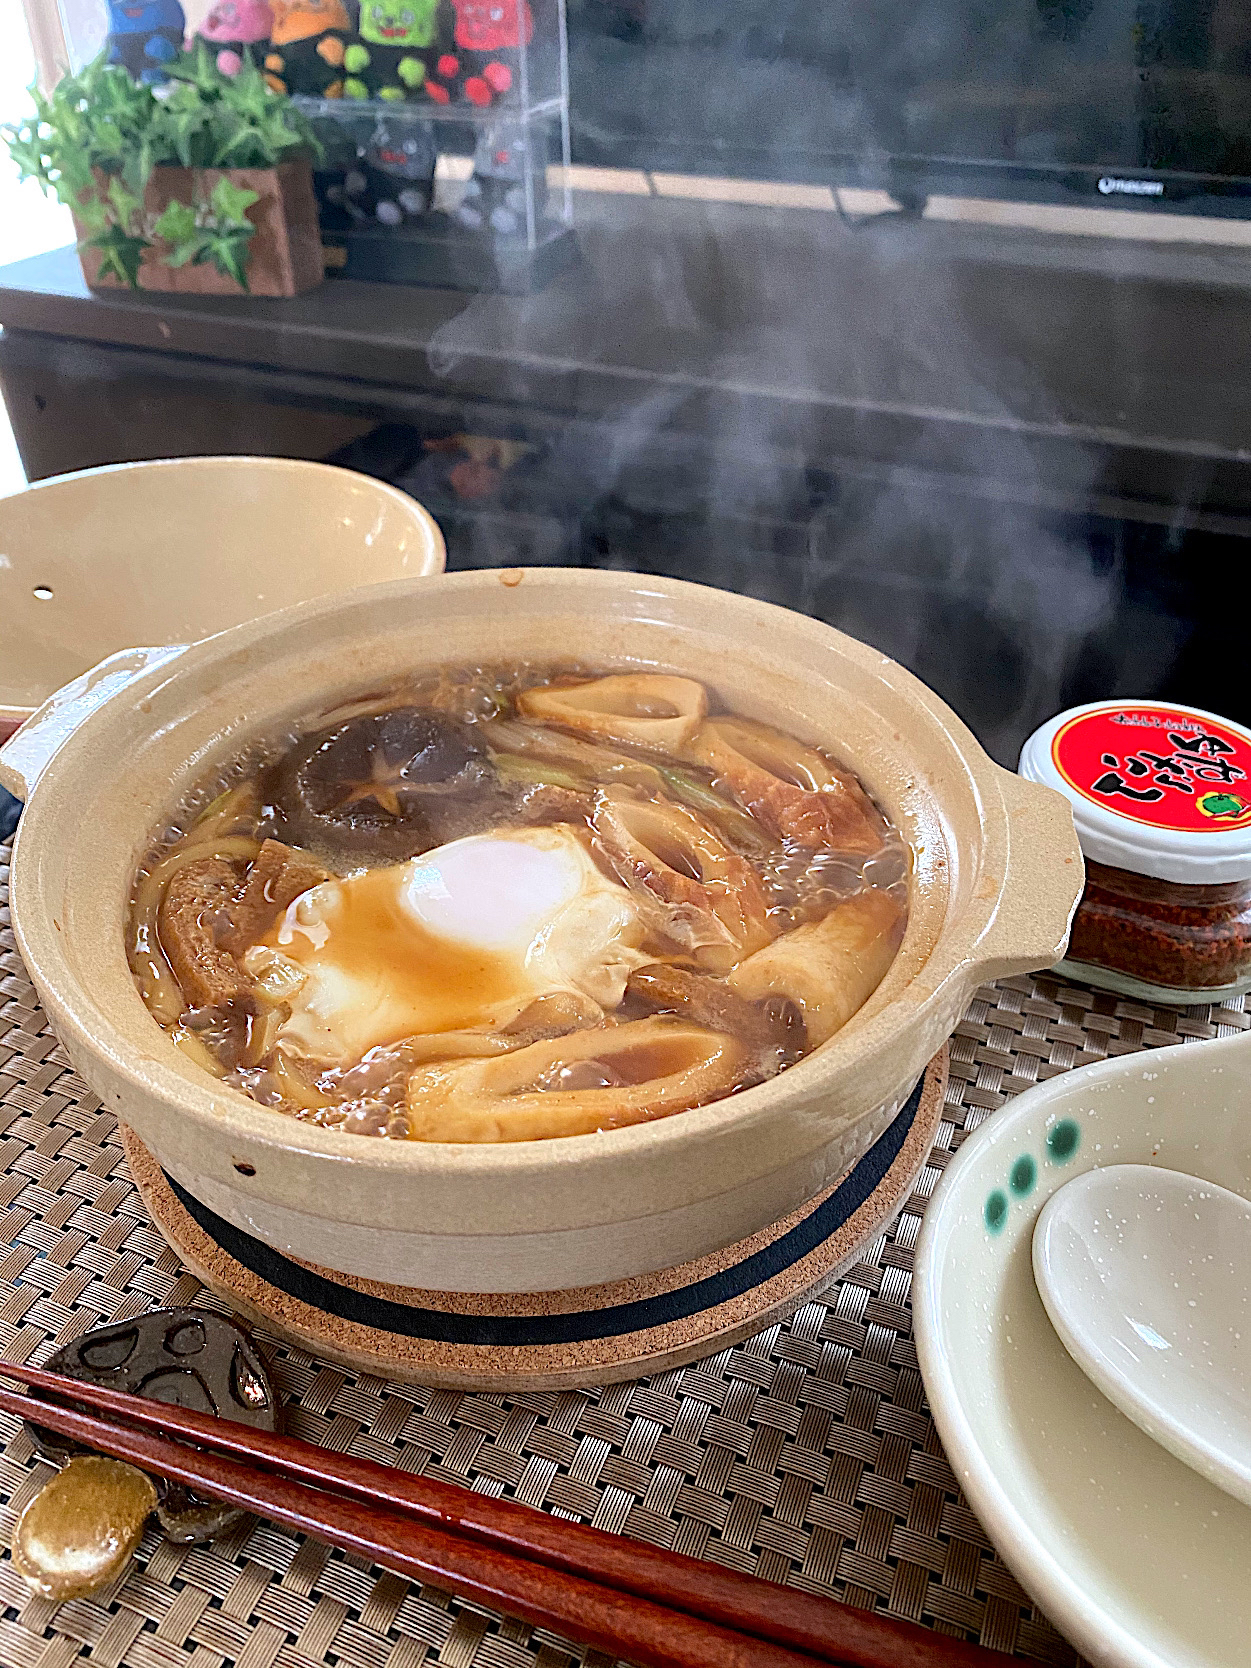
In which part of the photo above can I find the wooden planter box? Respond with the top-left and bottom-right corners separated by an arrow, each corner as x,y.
77,161 -> 324,297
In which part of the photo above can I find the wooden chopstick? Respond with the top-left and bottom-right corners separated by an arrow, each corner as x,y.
0,1379 -> 812,1668
0,1363 -> 1003,1668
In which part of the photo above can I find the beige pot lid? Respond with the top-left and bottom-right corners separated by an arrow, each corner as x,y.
0,455 -> 445,719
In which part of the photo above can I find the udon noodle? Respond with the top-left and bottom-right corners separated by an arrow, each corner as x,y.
127,666 -> 909,1142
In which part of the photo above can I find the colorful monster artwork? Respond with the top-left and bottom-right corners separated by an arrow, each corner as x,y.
195,0 -> 273,75
452,0 -> 531,51
453,120 -> 543,235
264,0 -> 351,96
343,0 -> 440,100
422,0 -> 530,106
326,116 -> 438,221
106,0 -> 186,83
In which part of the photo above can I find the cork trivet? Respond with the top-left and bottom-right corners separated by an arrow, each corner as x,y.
122,1051 -> 947,1392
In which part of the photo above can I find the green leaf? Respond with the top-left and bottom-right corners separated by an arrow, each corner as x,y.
3,108 -> 59,191
158,93 -> 213,168
86,223 -> 148,289
223,55 -> 272,122
153,198 -> 199,244
58,151 -> 96,201
209,175 -> 260,228
119,143 -> 150,199
135,135 -> 156,194
106,175 -> 141,232
74,194 -> 110,234
164,229 -> 213,267
200,226 -> 252,290
164,40 -> 230,101
211,115 -> 269,168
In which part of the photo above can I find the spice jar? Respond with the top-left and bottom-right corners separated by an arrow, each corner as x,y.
1019,701 -> 1251,1004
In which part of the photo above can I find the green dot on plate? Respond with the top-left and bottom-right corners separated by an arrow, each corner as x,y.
985,1190 -> 1008,1233
1046,1119 -> 1080,1164
1009,1154 -> 1037,1196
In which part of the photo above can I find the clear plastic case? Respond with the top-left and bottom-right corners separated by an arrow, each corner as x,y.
304,99 -> 573,292
295,0 -> 573,291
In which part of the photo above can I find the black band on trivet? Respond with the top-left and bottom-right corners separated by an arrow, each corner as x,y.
164,1076 -> 923,1348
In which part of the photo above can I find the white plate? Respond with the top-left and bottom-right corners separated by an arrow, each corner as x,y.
914,1029 -> 1251,1668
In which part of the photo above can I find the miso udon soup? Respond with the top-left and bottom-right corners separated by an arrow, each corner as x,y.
128,667 -> 909,1143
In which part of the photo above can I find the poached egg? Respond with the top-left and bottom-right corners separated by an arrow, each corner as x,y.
242,825 -> 647,1066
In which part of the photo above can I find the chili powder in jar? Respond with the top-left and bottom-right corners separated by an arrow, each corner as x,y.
1019,701 -> 1251,1005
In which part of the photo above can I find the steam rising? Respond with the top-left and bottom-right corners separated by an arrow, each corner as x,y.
414,0 -> 1234,761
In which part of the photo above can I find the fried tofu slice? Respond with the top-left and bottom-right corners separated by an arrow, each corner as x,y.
158,859 -> 250,1011
223,839 -> 330,954
728,889 -> 904,1046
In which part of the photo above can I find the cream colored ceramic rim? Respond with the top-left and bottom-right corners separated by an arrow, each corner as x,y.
2,570 -> 1081,1237
0,454 -> 446,542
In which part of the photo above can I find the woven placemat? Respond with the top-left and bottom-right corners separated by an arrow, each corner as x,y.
2,835 -> 1248,1668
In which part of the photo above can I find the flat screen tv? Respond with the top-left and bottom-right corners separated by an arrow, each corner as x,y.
567,0 -> 1251,215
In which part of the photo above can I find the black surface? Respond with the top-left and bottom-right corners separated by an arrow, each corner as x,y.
326,224 -> 581,292
566,0 -> 1251,212
5,199 -> 1251,514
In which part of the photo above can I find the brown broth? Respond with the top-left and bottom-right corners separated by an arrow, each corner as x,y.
128,664 -> 910,1142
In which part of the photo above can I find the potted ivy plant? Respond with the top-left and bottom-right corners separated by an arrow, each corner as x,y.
4,44 -> 325,296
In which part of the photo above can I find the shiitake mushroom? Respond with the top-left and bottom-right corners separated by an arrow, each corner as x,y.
262,708 -> 499,859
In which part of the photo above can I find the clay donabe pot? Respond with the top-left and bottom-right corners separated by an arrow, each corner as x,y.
76,162 -> 323,296
0,571 -> 1083,1292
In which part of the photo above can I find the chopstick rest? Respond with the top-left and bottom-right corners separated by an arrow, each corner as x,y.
12,1455 -> 157,1601
12,1307 -> 277,1598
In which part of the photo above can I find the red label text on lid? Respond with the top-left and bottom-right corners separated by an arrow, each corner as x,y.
1052,707 -> 1251,831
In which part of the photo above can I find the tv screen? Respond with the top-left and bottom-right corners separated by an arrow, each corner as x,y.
567,0 -> 1251,211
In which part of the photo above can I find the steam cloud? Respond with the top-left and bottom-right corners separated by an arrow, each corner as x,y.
417,0 -> 1221,761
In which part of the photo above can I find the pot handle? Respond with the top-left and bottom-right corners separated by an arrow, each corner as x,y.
0,644 -> 188,804
968,765 -> 1085,979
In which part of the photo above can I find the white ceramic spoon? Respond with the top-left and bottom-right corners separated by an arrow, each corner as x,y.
1033,1163 -> 1251,1507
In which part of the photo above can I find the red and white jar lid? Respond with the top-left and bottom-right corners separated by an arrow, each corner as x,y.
1019,700 -> 1251,884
